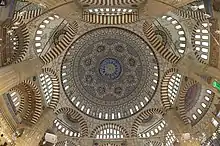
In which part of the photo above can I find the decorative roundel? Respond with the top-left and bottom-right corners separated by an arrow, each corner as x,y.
99,58 -> 122,80
61,27 -> 159,120
154,29 -> 168,46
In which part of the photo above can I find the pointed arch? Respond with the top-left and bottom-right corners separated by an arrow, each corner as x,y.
143,21 -> 181,64
90,123 -> 129,138
178,79 -> 198,124
10,80 -> 42,125
39,21 -> 78,64
145,141 -> 163,146
40,68 -> 60,110
160,68 -> 179,110
55,107 -> 88,137
131,108 -> 164,137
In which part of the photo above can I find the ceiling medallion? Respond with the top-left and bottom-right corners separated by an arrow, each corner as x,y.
61,27 -> 159,120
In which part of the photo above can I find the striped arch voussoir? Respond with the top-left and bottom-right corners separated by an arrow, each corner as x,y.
78,0 -> 145,6
145,141 -> 163,146
40,21 -> 78,64
55,107 -> 88,137
55,140 -> 76,146
178,80 -> 198,124
160,68 -> 178,110
90,123 -> 129,138
173,9 -> 207,22
82,11 -> 138,25
143,21 -> 180,64
42,68 -> 60,110
22,80 -> 42,125
7,22 -> 29,64
12,80 -> 42,125
131,108 -> 164,137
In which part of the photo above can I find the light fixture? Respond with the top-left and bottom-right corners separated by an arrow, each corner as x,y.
48,16 -> 54,20
54,15 -> 59,19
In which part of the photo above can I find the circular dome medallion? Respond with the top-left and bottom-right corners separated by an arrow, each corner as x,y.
99,58 -> 122,80
61,27 -> 159,120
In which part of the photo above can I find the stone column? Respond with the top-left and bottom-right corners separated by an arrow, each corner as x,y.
15,108 -> 56,146
175,54 -> 220,96
176,53 -> 220,80
163,108 -> 191,136
0,58 -> 43,95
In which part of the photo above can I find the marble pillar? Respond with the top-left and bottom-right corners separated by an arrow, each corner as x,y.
163,108 -> 191,136
0,58 -> 43,95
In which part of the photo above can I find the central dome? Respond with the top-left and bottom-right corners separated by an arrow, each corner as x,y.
61,27 -> 159,120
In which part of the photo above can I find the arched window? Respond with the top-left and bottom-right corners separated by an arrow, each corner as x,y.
92,123 -> 128,139
34,14 -> 66,56
39,73 -> 53,104
161,15 -> 186,55
193,22 -> 210,63
138,119 -> 166,138
165,130 -> 178,146
188,87 -> 213,124
54,119 -> 80,137
168,73 -> 182,104
96,128 -> 123,139
8,91 -> 20,111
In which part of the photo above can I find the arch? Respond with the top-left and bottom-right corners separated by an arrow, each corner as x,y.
178,79 -> 214,126
90,123 -> 129,139
160,15 -> 187,55
178,79 -> 198,124
55,107 -> 88,137
40,68 -> 60,110
173,9 -> 207,22
9,88 -> 25,114
11,80 -> 42,125
39,21 -> 78,64
164,130 -> 178,146
82,11 -> 138,25
191,21 -> 210,64
13,8 -> 42,23
78,0 -> 145,6
22,80 -> 42,124
143,21 -> 181,64
131,108 -> 164,137
4,22 -> 29,65
55,140 -> 76,146
145,141 -> 163,146
34,14 -> 61,56
54,118 -> 80,137
160,68 -> 179,110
